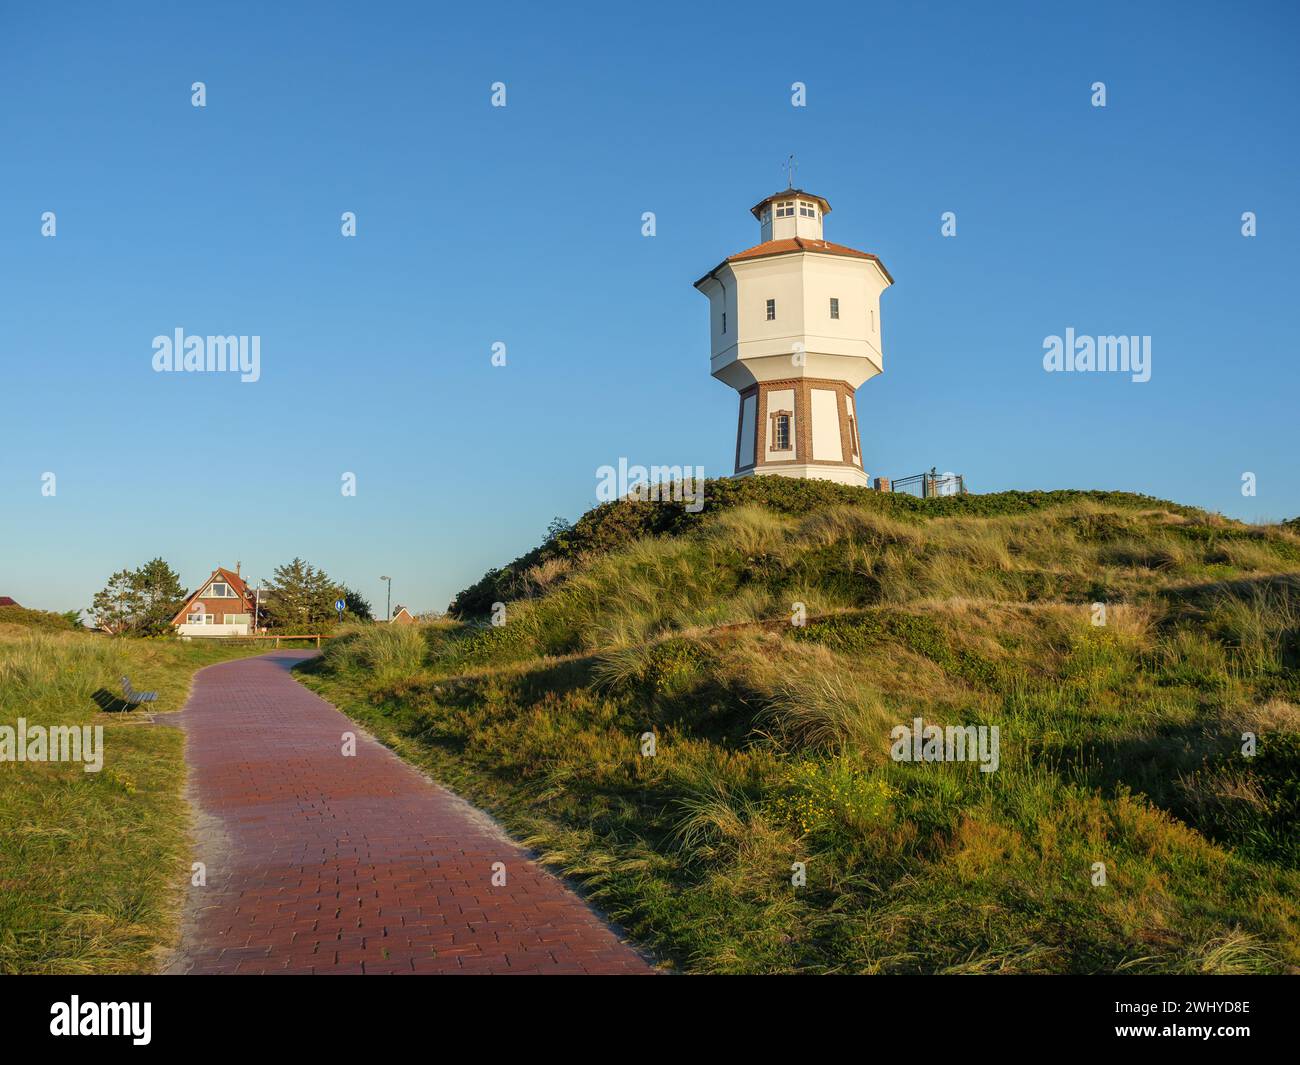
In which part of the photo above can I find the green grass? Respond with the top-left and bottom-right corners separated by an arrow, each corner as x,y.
302,489 -> 1300,973
0,625 -> 269,974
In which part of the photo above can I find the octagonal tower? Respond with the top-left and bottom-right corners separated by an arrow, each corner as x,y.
694,187 -> 893,486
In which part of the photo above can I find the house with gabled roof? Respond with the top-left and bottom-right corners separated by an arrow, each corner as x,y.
171,564 -> 256,637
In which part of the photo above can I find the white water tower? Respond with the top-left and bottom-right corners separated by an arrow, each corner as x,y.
694,185 -> 893,486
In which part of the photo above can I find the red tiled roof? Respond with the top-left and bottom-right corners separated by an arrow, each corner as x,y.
0,596 -> 20,608
695,237 -> 894,287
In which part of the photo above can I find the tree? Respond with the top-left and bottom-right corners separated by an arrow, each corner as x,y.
341,586 -> 373,621
132,558 -> 188,635
89,560 -> 187,636
544,516 -> 574,549
264,558 -> 340,631
91,569 -> 140,634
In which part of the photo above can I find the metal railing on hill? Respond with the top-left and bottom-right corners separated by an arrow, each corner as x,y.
882,468 -> 967,498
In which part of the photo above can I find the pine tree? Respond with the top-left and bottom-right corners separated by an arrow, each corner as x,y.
89,560 -> 186,635
341,586 -> 373,621
265,558 -> 341,630
132,558 -> 188,636
90,569 -> 137,634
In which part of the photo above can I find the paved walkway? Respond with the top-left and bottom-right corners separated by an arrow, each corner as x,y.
164,652 -> 652,975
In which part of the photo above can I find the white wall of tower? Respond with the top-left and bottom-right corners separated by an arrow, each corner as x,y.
701,252 -> 889,391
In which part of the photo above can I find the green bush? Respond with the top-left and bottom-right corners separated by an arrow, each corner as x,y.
0,605 -> 78,632
774,757 -> 897,840
1188,732 -> 1300,868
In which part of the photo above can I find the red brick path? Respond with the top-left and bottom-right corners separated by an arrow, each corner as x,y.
164,652 -> 653,975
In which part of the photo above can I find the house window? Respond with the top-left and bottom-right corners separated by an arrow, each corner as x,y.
187,612 -> 212,625
799,200 -> 816,218
207,582 -> 234,598
771,412 -> 792,451
775,201 -> 794,218
766,299 -> 776,321
830,298 -> 840,319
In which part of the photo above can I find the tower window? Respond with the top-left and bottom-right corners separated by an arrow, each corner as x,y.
766,299 -> 776,320
771,412 -> 792,451
799,201 -> 816,218
830,298 -> 839,319
848,414 -> 859,456
722,311 -> 727,334
775,201 -> 795,218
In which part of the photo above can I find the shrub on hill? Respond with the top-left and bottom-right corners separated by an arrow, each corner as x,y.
0,605 -> 78,632
448,481 -> 1185,617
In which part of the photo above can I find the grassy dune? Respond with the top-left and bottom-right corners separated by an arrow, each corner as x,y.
0,626 -> 265,974
302,486 -> 1300,973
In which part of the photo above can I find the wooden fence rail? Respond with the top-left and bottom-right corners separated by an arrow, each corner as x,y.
183,634 -> 330,648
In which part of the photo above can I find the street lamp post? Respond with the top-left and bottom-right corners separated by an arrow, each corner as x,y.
380,576 -> 391,622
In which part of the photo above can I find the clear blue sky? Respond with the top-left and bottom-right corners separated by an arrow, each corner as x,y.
2,0 -> 1297,615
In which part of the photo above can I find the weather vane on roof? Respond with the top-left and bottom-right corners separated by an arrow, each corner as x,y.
784,154 -> 798,189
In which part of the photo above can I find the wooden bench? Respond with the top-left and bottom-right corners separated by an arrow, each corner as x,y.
121,676 -> 158,708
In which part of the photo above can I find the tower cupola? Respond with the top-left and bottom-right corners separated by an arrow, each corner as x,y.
752,189 -> 830,242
